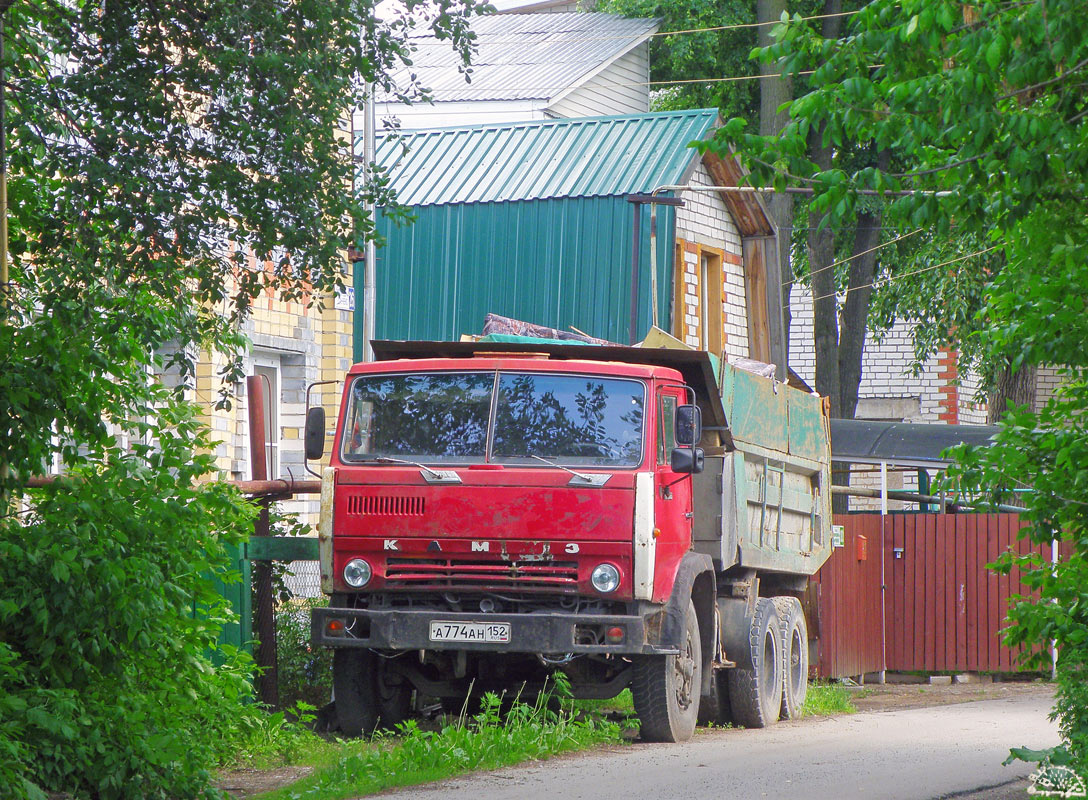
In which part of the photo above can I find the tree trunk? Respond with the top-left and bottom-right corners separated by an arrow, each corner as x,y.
837,151 -> 890,421
987,363 -> 1038,423
758,0 -> 793,379
806,126 -> 839,418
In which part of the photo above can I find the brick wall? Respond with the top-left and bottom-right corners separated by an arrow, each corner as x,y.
789,287 -> 956,423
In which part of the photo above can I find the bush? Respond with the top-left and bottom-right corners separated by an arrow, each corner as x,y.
0,400 -> 260,799
276,597 -> 333,710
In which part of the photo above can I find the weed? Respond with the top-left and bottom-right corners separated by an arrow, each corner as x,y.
275,597 -> 333,710
803,683 -> 857,717
259,685 -> 627,800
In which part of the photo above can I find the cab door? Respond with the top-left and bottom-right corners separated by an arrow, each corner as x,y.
652,386 -> 693,601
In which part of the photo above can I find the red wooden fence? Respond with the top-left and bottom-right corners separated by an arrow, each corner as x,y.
811,513 -> 1051,679
806,514 -> 885,679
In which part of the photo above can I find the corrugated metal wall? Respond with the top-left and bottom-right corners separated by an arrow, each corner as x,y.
365,196 -> 676,346
812,513 -> 1054,679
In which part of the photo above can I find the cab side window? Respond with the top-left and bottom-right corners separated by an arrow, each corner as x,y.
656,395 -> 677,465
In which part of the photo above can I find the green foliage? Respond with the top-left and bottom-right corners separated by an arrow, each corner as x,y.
264,686 -> 626,800
276,598 -> 334,711
0,399 -> 258,798
3,1 -> 486,797
599,0 -> 760,119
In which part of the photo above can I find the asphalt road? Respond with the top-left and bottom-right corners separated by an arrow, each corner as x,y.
376,687 -> 1059,800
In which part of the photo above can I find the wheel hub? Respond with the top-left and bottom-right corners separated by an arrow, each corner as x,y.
674,632 -> 696,709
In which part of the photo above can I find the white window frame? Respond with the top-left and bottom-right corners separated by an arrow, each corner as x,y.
251,354 -> 281,480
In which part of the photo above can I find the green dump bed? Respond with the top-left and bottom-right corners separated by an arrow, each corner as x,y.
691,360 -> 832,577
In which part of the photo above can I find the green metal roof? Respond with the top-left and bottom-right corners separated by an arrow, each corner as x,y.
370,109 -> 719,207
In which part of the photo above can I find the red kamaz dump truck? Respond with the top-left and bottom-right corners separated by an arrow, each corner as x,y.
307,338 -> 832,743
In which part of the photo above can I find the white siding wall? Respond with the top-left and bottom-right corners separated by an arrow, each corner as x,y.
674,161 -> 748,361
548,45 -> 650,118
372,99 -> 549,131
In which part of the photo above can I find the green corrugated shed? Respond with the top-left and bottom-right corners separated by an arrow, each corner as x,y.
356,109 -> 720,356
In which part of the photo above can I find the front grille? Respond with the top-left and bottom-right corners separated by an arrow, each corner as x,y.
385,557 -> 579,591
346,494 -> 425,516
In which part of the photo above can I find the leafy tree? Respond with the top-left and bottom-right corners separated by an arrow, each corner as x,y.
708,0 -> 1088,771
1,0 -> 485,796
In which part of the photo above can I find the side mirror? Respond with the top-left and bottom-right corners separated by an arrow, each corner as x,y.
670,446 -> 705,474
305,406 -> 326,461
675,404 -> 702,446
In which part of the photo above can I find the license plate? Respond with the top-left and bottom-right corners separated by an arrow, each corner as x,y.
429,621 -> 511,643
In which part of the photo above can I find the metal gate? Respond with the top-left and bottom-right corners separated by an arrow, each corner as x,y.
813,513 -> 1049,678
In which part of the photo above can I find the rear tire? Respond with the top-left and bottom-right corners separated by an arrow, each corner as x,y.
774,596 -> 809,720
333,649 -> 411,737
726,597 -> 782,728
631,599 -> 702,743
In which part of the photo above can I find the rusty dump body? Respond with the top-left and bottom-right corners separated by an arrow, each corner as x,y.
311,339 -> 832,718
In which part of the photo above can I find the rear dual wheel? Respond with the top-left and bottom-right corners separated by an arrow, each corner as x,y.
775,596 -> 809,720
726,597 -> 782,728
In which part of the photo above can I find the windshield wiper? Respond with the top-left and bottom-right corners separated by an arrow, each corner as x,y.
530,455 -> 610,487
362,455 -> 462,485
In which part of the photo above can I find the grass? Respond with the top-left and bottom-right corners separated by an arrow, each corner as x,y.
802,682 -> 857,717
251,686 -> 628,800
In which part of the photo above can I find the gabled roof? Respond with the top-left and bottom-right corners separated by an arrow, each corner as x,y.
372,109 -> 719,206
382,13 -> 658,103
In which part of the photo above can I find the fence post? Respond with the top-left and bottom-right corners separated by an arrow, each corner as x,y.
247,376 -> 279,708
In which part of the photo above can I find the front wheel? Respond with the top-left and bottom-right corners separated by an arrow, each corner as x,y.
631,599 -> 702,743
333,649 -> 412,737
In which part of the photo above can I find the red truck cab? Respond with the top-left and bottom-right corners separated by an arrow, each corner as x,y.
311,344 -> 717,742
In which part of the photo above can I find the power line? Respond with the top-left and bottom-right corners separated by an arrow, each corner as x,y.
807,245 -> 1002,303
407,10 -> 860,46
659,10 -> 858,37
791,228 -> 925,287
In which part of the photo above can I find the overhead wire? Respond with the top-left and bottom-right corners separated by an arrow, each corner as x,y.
790,228 -> 925,287
807,245 -> 1002,303
378,8 -> 866,109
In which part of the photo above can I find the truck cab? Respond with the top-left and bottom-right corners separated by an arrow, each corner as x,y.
311,340 -> 830,743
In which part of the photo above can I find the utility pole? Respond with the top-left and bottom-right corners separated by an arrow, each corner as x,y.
361,82 -> 377,362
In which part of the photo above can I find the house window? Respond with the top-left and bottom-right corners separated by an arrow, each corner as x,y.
698,249 -> 724,355
252,357 -> 280,479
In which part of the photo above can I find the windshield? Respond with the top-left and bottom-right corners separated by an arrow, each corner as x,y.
342,373 -> 492,462
341,371 -> 645,468
492,373 -> 643,466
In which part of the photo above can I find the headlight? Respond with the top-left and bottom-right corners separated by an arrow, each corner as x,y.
590,563 -> 620,593
343,558 -> 372,588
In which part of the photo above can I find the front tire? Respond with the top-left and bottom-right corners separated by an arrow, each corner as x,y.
333,649 -> 412,737
631,599 -> 702,743
726,597 -> 782,728
774,596 -> 809,720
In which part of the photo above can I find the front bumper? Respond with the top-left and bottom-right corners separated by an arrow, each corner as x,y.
311,606 -> 678,656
